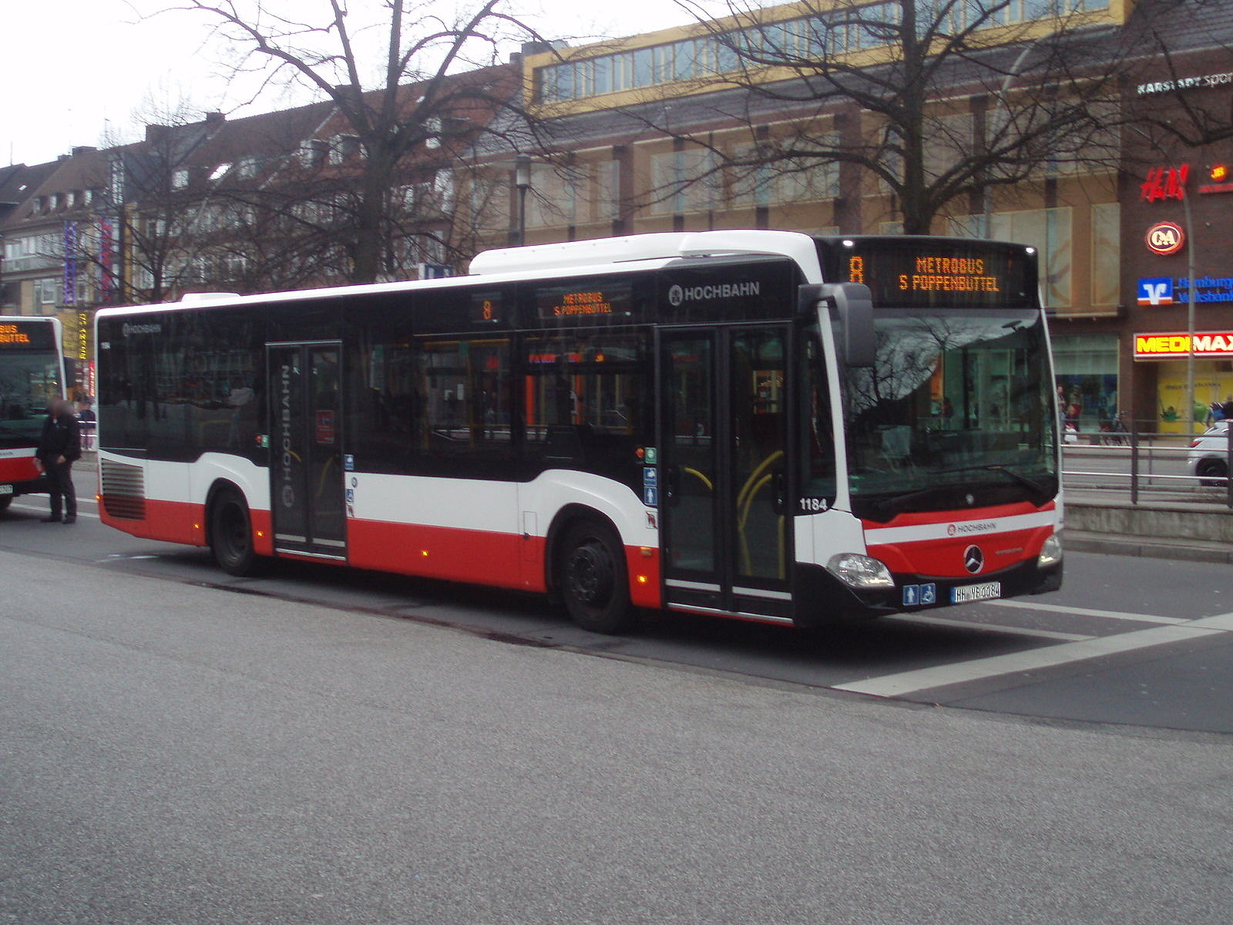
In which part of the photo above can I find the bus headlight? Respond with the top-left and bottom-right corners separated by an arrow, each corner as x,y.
827,553 -> 895,590
1038,533 -> 1063,568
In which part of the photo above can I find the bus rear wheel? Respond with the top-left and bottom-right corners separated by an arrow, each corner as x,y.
210,487 -> 263,576
559,520 -> 634,634
0,496 -> 12,513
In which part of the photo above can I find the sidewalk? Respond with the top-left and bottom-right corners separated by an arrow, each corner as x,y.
1066,528 -> 1233,564
1065,491 -> 1233,562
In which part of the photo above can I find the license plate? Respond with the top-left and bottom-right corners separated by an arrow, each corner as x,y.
951,581 -> 1001,604
0,484 -> 12,495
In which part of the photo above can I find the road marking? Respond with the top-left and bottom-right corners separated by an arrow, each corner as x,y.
8,501 -> 99,520
888,613 -> 1092,642
835,623 -> 1226,698
1189,612 -> 1233,631
988,599 -> 1187,625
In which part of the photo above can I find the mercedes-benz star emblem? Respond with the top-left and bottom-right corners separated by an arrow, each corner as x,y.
963,545 -> 984,574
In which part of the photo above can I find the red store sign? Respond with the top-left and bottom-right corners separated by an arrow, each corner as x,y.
1142,163 -> 1233,199
1141,165 -> 1189,202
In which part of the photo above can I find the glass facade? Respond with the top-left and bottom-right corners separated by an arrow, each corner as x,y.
1052,333 -> 1118,433
536,0 -> 1109,103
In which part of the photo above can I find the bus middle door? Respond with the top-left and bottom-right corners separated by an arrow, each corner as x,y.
267,342 -> 348,561
658,326 -> 794,623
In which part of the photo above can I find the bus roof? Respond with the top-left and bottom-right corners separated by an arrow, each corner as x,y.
94,230 -> 825,320
469,230 -> 821,277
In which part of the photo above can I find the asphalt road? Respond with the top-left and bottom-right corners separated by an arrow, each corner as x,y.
4,489 -> 1233,736
3,542 -> 1231,925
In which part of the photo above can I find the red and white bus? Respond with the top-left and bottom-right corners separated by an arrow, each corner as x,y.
95,231 -> 1062,632
0,316 -> 66,512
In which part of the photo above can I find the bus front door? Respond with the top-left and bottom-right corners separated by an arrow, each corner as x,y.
267,342 -> 348,561
659,327 -> 794,623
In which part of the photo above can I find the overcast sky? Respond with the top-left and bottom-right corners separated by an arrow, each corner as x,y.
2,0 -> 703,167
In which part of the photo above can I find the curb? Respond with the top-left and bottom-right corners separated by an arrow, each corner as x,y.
1066,531 -> 1233,564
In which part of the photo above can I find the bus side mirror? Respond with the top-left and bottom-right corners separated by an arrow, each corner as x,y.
799,283 -> 875,368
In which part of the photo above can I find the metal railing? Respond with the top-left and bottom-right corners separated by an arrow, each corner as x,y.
1061,418 -> 1233,508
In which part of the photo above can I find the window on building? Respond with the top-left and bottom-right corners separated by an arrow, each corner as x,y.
650,148 -> 718,215
1091,202 -> 1120,307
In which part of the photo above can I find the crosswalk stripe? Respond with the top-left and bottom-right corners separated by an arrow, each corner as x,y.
834,621 -> 1227,698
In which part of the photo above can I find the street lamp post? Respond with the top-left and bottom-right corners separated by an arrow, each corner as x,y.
1181,182 -> 1198,437
515,155 -> 531,246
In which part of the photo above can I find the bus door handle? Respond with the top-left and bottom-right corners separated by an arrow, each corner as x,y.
773,470 -> 787,515
664,464 -> 680,505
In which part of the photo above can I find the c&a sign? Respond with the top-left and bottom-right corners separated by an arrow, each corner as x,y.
1145,221 -> 1186,256
1135,332 -> 1233,359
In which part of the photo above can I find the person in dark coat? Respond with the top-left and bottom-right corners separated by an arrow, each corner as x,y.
34,398 -> 81,524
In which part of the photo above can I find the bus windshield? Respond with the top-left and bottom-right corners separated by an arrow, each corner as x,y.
840,308 -> 1058,521
0,351 -> 60,441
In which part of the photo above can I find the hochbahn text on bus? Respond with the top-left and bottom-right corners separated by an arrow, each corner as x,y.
0,315 -> 66,511
94,231 -> 1062,632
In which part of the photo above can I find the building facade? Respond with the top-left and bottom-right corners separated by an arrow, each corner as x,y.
2,0 -> 1228,428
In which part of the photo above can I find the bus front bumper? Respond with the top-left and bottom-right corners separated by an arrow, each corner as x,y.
793,555 -> 1063,626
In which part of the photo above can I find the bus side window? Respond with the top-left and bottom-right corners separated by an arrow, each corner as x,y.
522,331 -> 650,489
345,335 -> 419,475
416,336 -> 513,465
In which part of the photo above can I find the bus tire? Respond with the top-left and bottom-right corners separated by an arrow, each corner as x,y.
558,519 -> 635,634
0,495 -> 11,513
209,486 -> 264,577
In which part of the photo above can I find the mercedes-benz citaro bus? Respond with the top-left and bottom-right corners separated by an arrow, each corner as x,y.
94,231 -> 1062,633
0,315 -> 66,511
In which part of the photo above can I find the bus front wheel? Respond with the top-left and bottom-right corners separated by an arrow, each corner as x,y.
210,487 -> 264,577
558,520 -> 635,634
0,496 -> 11,513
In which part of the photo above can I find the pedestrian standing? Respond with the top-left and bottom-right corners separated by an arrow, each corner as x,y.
77,398 -> 97,450
34,398 -> 81,524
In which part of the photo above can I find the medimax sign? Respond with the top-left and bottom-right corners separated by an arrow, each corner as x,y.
1134,331 -> 1233,359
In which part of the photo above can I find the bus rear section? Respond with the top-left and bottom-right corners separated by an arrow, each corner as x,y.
0,317 -> 65,509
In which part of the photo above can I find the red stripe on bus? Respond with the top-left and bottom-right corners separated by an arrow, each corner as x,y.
867,525 -> 1052,578
99,497 -> 207,546
0,457 -> 39,482
347,519 -> 530,589
97,496 -> 659,605
348,519 -> 661,607
863,501 -> 1056,578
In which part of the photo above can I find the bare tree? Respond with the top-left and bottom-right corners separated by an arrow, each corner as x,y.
161,0 -> 537,283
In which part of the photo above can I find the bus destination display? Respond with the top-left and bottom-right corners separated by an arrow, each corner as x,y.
536,282 -> 634,322
816,237 -> 1036,309
0,321 -> 55,349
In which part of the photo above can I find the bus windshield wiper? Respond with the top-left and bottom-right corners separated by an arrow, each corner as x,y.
936,464 -> 1052,500
866,464 -> 1052,519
